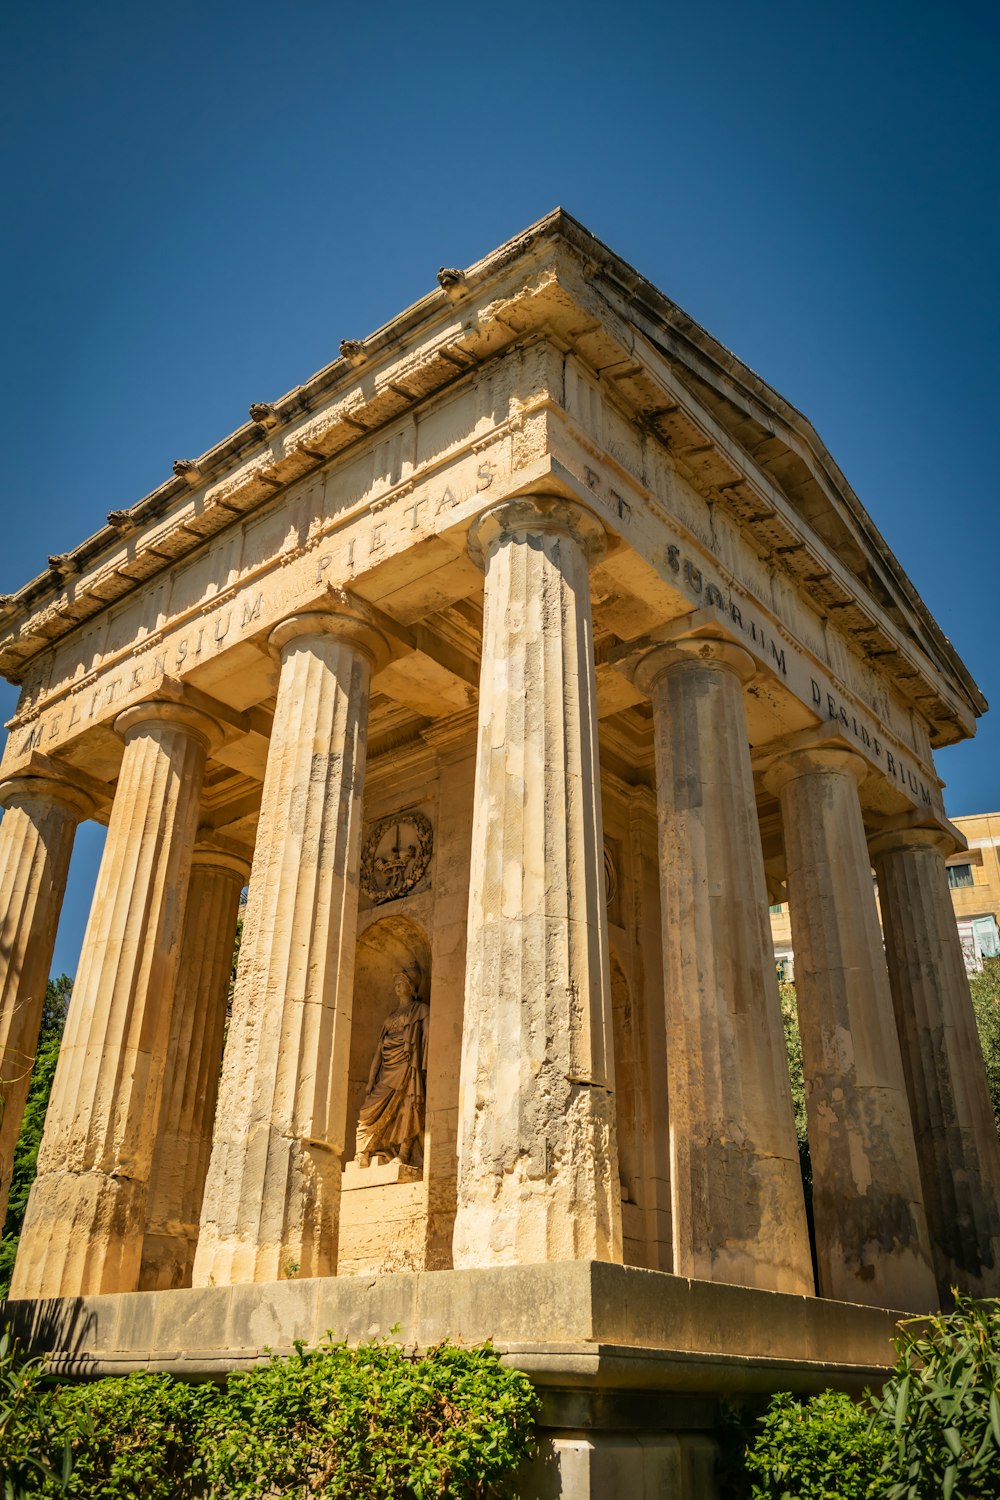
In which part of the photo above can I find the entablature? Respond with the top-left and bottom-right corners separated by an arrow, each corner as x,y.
0,212 -> 981,766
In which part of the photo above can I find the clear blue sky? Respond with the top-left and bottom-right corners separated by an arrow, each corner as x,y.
2,0 -> 997,977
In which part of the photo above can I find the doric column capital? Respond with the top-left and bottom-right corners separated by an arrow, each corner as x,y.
633,635 -> 756,695
0,772 -> 95,823
467,496 -> 606,571
191,844 -> 252,882
268,588 -> 391,672
867,813 -> 960,861
114,699 -> 224,754
764,742 -> 868,798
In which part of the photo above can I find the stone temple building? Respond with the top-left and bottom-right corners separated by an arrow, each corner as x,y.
1,211 -> 999,1495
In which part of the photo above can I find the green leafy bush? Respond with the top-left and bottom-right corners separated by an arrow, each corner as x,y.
744,1388 -> 892,1500
744,1297 -> 1000,1500
870,1295 -> 1000,1500
57,1371 -> 217,1499
207,1336 -> 538,1499
0,1327 -> 72,1500
0,1328 -> 537,1499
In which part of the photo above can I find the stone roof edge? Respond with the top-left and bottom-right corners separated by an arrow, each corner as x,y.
543,210 -> 986,718
0,215 -> 563,654
0,207 -> 985,722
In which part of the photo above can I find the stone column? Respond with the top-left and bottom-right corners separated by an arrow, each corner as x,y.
636,636 -> 813,1295
767,745 -> 937,1310
10,702 -> 218,1299
871,823 -> 1000,1299
452,497 -> 622,1268
193,597 -> 388,1286
139,847 -> 249,1290
0,774 -> 94,1228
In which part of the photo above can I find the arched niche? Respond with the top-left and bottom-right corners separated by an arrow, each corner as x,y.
346,913 -> 432,1165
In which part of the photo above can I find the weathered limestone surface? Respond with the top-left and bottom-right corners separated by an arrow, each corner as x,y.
424,720 -> 477,1270
2,1261 -> 905,1381
524,1434 -> 688,1499
636,637 -> 813,1295
768,746 -> 937,1311
140,849 -> 249,1291
338,1180 -> 426,1276
193,599 -> 388,1286
0,775 -> 93,1228
453,498 -> 622,1268
871,824 -> 1000,1299
623,787 -> 673,1272
10,703 -> 217,1298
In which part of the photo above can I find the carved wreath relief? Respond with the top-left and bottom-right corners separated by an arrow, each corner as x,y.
360,811 -> 433,904
603,844 -> 618,907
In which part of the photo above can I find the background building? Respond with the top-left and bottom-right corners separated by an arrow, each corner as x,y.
772,810 -> 1000,978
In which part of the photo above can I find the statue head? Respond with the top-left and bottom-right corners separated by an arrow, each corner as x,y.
393,970 -> 418,1002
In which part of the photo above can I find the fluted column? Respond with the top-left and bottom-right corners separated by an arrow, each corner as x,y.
452,497 -> 622,1268
193,596 -> 388,1286
637,636 -> 813,1294
767,745 -> 937,1310
871,823 -> 1000,1299
0,774 -> 94,1227
10,702 -> 218,1298
139,847 -> 249,1290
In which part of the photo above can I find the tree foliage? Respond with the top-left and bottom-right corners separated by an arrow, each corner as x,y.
871,1296 -> 1000,1500
968,957 -> 1000,1131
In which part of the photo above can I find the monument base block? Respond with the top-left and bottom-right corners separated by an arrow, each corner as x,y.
2,1261 -> 905,1499
342,1157 -> 422,1189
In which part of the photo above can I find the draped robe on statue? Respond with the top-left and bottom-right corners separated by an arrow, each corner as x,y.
356,997 -> 430,1164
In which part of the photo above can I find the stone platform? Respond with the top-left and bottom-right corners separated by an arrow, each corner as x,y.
3,1261 -> 906,1498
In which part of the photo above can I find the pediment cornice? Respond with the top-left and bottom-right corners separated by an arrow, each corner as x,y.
0,210 -> 983,747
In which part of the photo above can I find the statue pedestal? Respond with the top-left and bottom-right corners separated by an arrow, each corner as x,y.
342,1158 -> 422,1190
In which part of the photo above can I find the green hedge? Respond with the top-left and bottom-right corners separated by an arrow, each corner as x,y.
0,1330 -> 538,1499
744,1296 -> 1000,1500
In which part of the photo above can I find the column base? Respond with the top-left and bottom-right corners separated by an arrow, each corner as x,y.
139,1227 -> 198,1291
10,1171 -> 145,1298
193,1134 -> 342,1286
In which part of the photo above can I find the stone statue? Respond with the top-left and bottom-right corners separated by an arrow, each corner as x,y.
355,970 -> 429,1168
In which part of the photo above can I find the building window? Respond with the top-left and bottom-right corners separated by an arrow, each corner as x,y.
769,903 -> 783,914
957,914 -> 1000,972
947,864 -> 975,889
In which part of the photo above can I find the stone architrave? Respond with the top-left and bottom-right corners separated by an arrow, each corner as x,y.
871,822 -> 1000,1299
767,745 -> 937,1311
192,597 -> 389,1286
635,636 -> 813,1295
452,497 -> 623,1268
0,775 -> 94,1228
10,702 -> 218,1299
139,847 -> 249,1291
